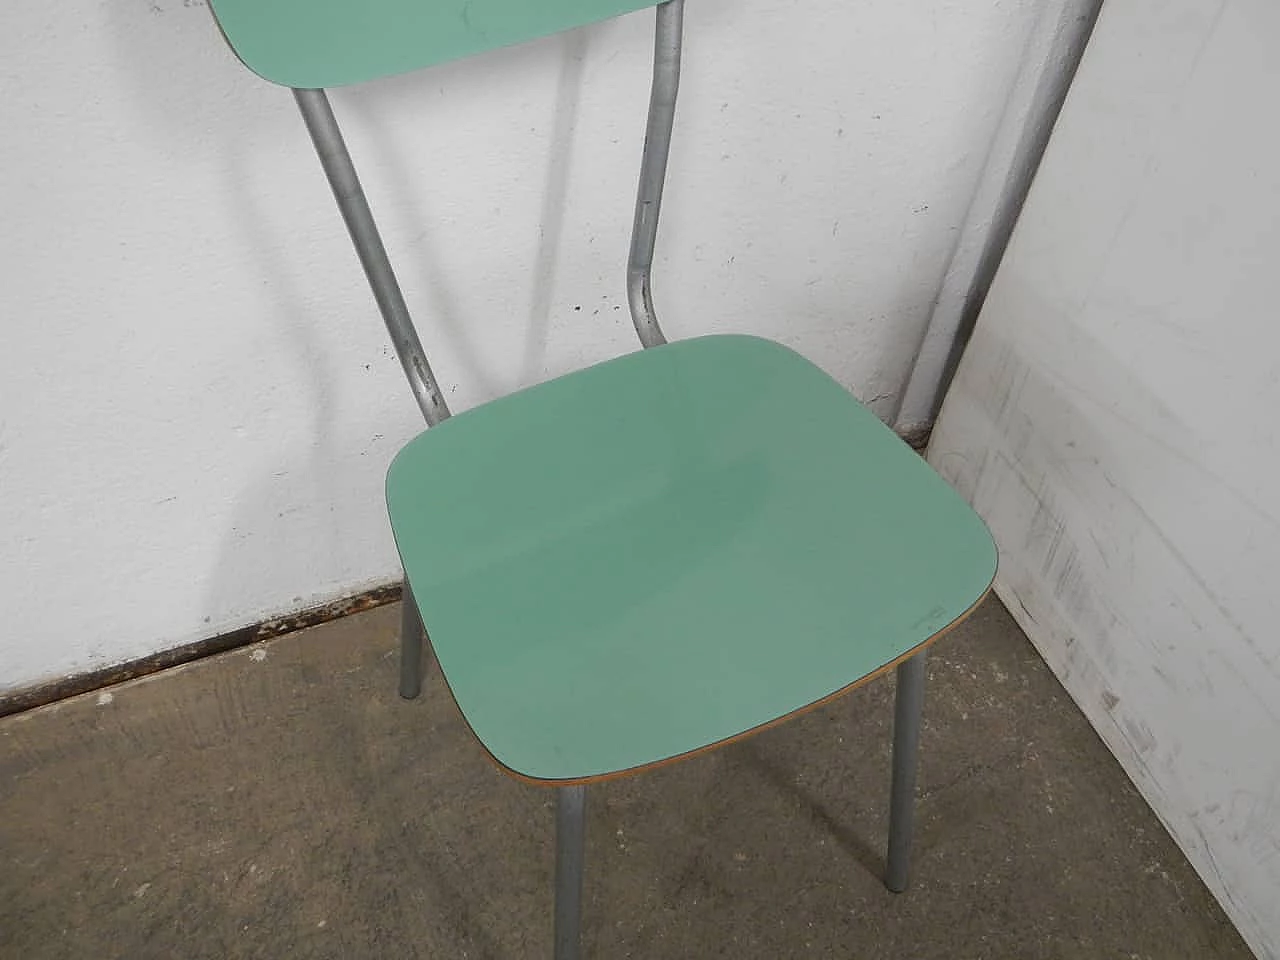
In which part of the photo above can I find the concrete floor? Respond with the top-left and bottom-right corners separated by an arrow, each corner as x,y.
1,598 -> 1252,959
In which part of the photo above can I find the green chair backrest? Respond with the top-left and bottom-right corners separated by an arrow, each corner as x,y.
208,0 -> 667,88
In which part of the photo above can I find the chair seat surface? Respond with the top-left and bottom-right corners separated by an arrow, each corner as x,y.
387,334 -> 996,782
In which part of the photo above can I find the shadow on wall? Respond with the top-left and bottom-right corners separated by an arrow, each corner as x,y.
100,0 -> 592,630
338,22 -> 591,392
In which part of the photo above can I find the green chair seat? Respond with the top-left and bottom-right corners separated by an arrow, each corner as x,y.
387,334 -> 996,783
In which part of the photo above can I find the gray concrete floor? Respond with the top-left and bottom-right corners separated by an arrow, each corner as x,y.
1,598 -> 1252,959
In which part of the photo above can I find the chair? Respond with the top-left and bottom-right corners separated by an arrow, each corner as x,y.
205,2 -> 998,956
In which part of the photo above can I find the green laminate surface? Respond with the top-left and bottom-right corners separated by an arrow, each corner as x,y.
386,335 -> 997,782
207,0 -> 662,88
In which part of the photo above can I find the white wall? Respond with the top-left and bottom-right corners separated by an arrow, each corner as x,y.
929,0 -> 1280,955
0,0 -> 1038,692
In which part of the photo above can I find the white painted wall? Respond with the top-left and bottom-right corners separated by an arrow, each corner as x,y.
929,0 -> 1280,955
0,0 -> 1039,692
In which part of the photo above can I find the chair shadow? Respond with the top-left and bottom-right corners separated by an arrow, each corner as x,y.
732,736 -> 887,883
522,29 -> 590,385
339,26 -> 592,401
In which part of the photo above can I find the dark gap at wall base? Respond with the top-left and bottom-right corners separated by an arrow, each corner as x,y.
0,582 -> 403,720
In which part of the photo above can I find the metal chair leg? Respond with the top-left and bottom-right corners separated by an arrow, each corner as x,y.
886,649 -> 927,893
399,579 -> 426,699
554,785 -> 587,960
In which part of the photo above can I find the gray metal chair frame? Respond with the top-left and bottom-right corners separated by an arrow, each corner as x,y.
293,3 -> 925,956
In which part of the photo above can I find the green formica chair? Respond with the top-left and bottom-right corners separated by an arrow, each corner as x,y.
205,1 -> 997,956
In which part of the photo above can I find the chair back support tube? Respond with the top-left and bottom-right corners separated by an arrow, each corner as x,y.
294,0 -> 683,419
627,0 -> 684,348
294,87 -> 452,426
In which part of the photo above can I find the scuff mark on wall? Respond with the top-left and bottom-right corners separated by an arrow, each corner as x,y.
928,0 -> 1280,954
